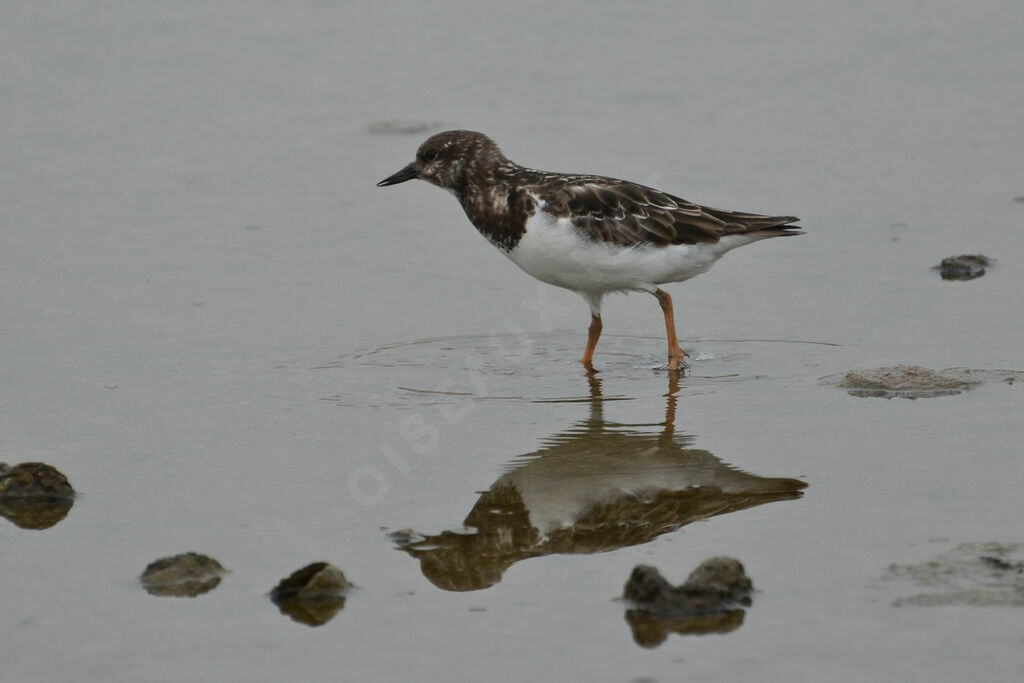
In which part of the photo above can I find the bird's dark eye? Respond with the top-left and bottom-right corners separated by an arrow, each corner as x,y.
422,149 -> 438,162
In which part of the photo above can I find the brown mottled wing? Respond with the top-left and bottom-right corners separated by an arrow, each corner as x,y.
532,175 -> 799,246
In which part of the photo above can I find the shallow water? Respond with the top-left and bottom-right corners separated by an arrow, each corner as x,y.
3,1 -> 1024,681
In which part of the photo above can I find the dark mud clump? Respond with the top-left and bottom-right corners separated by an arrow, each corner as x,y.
885,542 -> 1024,607
0,462 -> 74,499
623,558 -> 752,647
270,562 -> 350,627
141,552 -> 227,597
0,462 -> 75,529
818,366 -> 1024,399
625,559 -> 752,615
933,254 -> 992,281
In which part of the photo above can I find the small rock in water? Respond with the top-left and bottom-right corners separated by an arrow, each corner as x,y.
0,462 -> 75,529
141,552 -> 226,597
270,562 -> 350,627
622,558 -> 752,647
933,254 -> 992,281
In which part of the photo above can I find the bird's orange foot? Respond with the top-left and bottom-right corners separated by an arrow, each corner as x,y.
667,347 -> 689,371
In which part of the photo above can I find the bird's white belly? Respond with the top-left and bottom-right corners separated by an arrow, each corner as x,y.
504,214 -> 721,294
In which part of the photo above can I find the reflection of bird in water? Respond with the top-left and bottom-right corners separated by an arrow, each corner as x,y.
394,374 -> 807,592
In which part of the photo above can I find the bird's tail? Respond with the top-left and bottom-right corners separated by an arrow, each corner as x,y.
705,212 -> 803,257
703,206 -> 803,238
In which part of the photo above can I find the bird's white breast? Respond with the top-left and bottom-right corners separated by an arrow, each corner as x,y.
502,211 -> 725,294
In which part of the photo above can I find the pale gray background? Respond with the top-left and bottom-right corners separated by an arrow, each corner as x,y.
3,1 -> 1023,681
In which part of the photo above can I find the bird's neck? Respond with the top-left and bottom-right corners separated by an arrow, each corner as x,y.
455,164 -> 533,252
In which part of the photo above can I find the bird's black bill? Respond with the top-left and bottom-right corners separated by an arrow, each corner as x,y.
376,163 -> 419,187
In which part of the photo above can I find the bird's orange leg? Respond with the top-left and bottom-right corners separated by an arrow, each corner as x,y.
654,288 -> 688,370
582,314 -> 602,369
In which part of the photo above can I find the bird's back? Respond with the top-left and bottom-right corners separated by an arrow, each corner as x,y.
511,170 -> 800,248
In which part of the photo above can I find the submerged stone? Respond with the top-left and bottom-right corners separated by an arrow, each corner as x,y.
933,254 -> 992,281
270,562 -> 350,627
0,462 -> 75,529
141,552 -> 226,597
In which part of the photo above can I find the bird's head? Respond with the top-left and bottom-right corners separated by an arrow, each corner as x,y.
377,130 -> 507,195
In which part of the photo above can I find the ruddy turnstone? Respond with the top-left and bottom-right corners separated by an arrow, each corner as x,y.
377,130 -> 801,370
